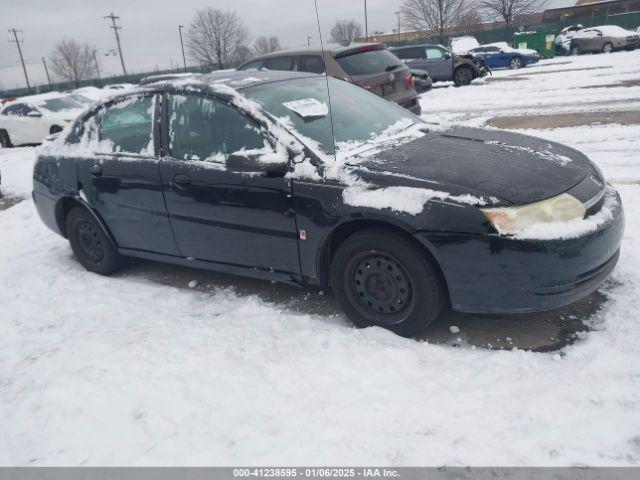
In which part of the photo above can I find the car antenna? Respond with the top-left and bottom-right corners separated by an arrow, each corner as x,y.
313,0 -> 337,159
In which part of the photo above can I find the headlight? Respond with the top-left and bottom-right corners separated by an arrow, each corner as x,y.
481,193 -> 586,236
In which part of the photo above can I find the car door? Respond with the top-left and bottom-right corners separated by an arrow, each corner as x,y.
424,47 -> 451,81
159,92 -> 301,274
75,93 -> 180,256
486,46 -> 508,68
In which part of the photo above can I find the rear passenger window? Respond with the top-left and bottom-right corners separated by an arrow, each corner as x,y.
265,57 -> 294,71
299,55 -> 325,74
98,96 -> 155,155
167,94 -> 265,162
394,47 -> 425,60
335,48 -> 403,76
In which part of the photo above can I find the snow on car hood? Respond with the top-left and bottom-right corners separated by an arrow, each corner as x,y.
348,127 -> 593,206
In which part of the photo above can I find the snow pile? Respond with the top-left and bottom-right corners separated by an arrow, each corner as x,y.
343,185 -> 489,215
484,140 -> 573,165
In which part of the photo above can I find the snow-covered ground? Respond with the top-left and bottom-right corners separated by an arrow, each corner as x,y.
1,51 -> 640,466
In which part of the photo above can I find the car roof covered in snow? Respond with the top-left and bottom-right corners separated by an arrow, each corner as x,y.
136,70 -> 320,93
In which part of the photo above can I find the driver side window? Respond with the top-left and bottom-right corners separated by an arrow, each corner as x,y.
167,94 -> 266,163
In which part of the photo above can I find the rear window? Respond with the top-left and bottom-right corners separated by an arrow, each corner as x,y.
265,56 -> 295,71
335,48 -> 403,76
299,55 -> 325,74
392,47 -> 425,60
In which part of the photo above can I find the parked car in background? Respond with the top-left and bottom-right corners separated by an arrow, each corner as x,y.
410,69 -> 432,93
569,25 -> 639,55
468,42 -> 540,69
33,71 -> 624,337
390,44 -> 488,86
449,36 -> 480,54
555,24 -> 584,54
0,92 -> 84,147
237,43 -> 421,114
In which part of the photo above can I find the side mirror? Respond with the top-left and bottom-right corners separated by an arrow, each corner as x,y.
226,151 -> 288,176
27,111 -> 43,118
443,52 -> 451,60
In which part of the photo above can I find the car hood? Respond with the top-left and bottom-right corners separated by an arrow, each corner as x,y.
348,127 -> 593,205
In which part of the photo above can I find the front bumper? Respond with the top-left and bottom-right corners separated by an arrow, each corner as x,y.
418,188 -> 624,314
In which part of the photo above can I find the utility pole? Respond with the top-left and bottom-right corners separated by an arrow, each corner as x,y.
93,50 -> 101,79
364,0 -> 369,41
307,36 -> 312,46
178,25 -> 187,71
8,28 -> 31,92
394,11 -> 401,40
41,57 -> 52,88
104,13 -> 127,77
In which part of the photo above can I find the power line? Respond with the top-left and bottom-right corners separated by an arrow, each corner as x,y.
104,13 -> 127,77
8,28 -> 31,92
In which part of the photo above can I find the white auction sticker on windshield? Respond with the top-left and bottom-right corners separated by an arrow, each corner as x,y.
282,98 -> 329,119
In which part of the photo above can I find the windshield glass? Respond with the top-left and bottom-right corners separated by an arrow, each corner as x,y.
245,76 -> 421,157
69,94 -> 93,105
37,96 -> 82,112
335,48 -> 403,76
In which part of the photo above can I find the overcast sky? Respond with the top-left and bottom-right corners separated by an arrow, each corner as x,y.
1,0 -> 408,90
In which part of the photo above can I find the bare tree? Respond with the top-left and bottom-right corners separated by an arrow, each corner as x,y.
330,19 -> 363,45
186,8 -> 250,69
402,0 -> 467,43
457,5 -> 484,27
253,36 -> 282,55
49,40 -> 98,87
477,0 -> 545,30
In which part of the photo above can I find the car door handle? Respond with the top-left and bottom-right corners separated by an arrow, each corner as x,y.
173,174 -> 192,188
90,164 -> 102,177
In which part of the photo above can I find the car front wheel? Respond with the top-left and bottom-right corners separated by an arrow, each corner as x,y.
509,57 -> 523,69
66,207 -> 124,275
330,229 -> 445,337
453,67 -> 473,86
602,42 -> 613,53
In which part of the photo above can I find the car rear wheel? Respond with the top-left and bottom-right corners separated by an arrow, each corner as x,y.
602,42 -> 613,53
571,45 -> 581,56
509,57 -> 523,69
453,67 -> 473,86
330,229 -> 445,337
0,130 -> 13,148
66,207 -> 125,275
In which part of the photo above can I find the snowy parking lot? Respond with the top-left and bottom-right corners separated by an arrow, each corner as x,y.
1,50 -> 640,466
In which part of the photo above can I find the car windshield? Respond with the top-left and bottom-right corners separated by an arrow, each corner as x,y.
335,48 -> 403,76
37,97 -> 82,112
69,94 -> 93,105
244,76 -> 421,157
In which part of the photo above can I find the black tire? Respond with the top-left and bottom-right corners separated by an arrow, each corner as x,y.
49,124 -> 64,134
330,229 -> 445,337
509,57 -> 523,69
602,42 -> 613,54
0,130 -> 13,148
571,45 -> 581,56
453,66 -> 473,86
65,207 -> 124,275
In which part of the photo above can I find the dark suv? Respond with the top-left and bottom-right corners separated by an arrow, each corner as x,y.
390,44 -> 488,86
237,43 -> 420,114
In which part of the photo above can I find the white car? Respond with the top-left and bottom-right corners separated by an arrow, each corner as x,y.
0,93 -> 84,147
555,24 -> 584,54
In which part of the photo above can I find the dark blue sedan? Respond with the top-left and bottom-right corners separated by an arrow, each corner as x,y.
468,43 -> 540,69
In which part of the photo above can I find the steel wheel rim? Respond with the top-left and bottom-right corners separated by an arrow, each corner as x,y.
78,221 -> 104,264
349,251 -> 415,325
